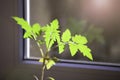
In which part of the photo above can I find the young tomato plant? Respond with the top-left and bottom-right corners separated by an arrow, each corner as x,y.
13,17 -> 93,80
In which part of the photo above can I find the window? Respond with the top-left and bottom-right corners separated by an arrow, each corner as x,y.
24,0 -> 120,67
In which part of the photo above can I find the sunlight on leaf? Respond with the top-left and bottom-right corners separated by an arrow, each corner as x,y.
78,44 -> 93,60
32,23 -> 41,35
58,42 -> 65,54
48,77 -> 55,80
50,19 -> 59,30
46,59 -> 56,70
39,58 -> 44,63
44,26 -> 51,49
69,42 -> 78,56
13,17 -> 34,38
23,31 -> 32,38
44,19 -> 60,50
62,29 -> 71,42
12,17 -> 31,32
72,35 -> 88,44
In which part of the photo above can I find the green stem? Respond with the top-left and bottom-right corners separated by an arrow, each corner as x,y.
32,34 -> 44,57
40,51 -> 50,80
37,42 -> 44,57
32,34 -> 46,80
40,58 -> 46,80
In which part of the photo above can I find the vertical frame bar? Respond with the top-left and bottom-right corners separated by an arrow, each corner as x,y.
24,0 -> 30,59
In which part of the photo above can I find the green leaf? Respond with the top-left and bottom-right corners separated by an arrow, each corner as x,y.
72,35 -> 88,44
62,29 -> 71,42
56,35 -> 65,54
13,17 -> 33,39
39,58 -> 49,66
50,19 -> 59,30
32,23 -> 41,35
78,44 -> 93,60
12,17 -> 31,32
46,59 -> 56,70
44,19 -> 60,50
58,42 -> 65,54
48,77 -> 55,80
69,42 -> 78,56
39,58 -> 44,63
48,39 -> 54,50
23,31 -> 32,38
44,26 -> 51,48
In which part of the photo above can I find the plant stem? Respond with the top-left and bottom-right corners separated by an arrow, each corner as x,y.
37,42 -> 44,57
32,34 -> 44,57
32,34 -> 46,80
40,58 -> 46,80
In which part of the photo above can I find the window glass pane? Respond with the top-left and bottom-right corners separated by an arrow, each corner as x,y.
28,0 -> 120,65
